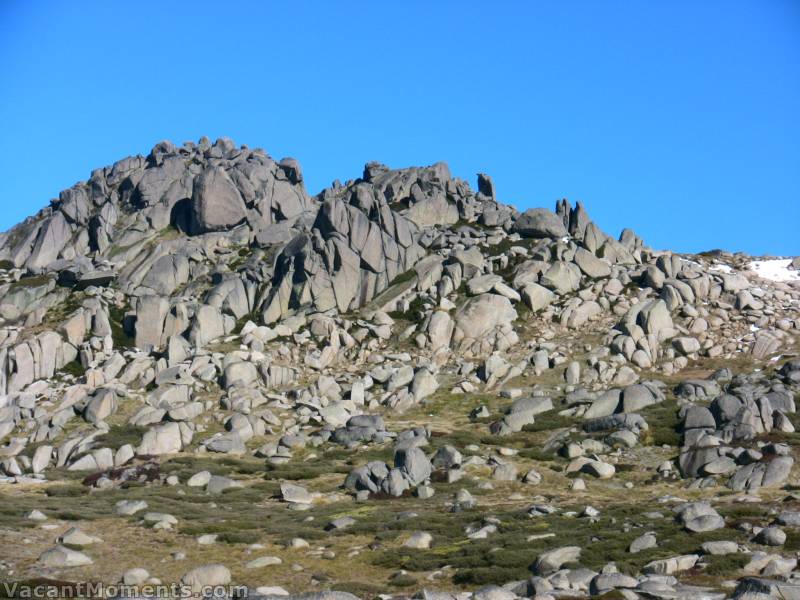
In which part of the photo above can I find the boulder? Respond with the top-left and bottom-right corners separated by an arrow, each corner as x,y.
521,283 -> 555,312
531,546 -> 581,575
629,532 -> 657,553
181,564 -> 231,593
84,389 -> 118,423
223,361 -> 258,388
673,337 -> 701,355
754,527 -> 786,547
136,422 -> 183,456
190,304 -> 233,347
206,475 -> 243,494
676,502 -> 725,533
115,500 -> 148,516
122,568 -> 150,585
452,293 -> 517,353
141,255 -> 189,295
621,384 -> 658,413
573,248 -> 611,278
643,554 -> 699,575
281,482 -> 314,505
432,445 -> 463,469
58,528 -> 101,546
189,167 -> 247,234
427,311 -> 454,350
134,295 -> 169,351
514,208 -> 569,238
540,262 -> 581,294
38,546 -> 93,567
404,531 -> 433,549
394,447 -> 432,486
581,459 -> 615,479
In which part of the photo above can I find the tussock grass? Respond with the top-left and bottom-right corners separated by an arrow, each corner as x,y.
94,424 -> 147,451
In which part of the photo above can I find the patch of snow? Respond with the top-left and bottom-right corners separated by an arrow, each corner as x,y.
749,259 -> 800,282
708,263 -> 733,274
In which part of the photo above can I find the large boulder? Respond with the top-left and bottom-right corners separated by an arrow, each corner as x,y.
223,361 -> 258,388
181,564 -> 231,594
513,208 -> 569,239
531,546 -> 581,575
84,389 -> 118,424
454,294 -> 516,338
190,304 -> 234,347
621,384 -> 660,413
26,213 -> 72,272
136,422 -> 183,456
619,298 -> 674,340
404,192 -> 459,227
540,262 -> 581,294
676,502 -> 725,533
427,311 -> 454,350
38,546 -> 93,567
141,254 -> 190,296
189,167 -> 247,234
452,294 -> 518,355
521,283 -> 555,312
573,247 -> 611,278
394,447 -> 432,486
638,299 -> 674,337
134,295 -> 169,351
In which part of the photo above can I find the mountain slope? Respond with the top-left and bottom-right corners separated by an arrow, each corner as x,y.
0,137 -> 799,599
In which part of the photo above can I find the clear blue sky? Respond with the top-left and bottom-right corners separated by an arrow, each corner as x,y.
1,1 -> 798,255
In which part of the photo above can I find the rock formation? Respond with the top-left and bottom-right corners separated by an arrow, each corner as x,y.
0,137 -> 798,599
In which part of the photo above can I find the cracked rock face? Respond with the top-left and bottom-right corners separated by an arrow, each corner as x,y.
0,136 -> 798,599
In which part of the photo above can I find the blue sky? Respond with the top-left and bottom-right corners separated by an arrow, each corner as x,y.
1,1 -> 798,254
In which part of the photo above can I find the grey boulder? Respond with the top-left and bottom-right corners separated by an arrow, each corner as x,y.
513,208 -> 569,238
531,545 -> 581,575
38,546 -> 93,567
189,167 -> 247,234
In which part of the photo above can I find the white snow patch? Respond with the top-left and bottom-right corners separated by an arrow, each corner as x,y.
708,263 -> 733,274
749,259 -> 800,282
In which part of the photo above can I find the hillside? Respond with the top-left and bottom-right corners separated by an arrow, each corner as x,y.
0,136 -> 799,599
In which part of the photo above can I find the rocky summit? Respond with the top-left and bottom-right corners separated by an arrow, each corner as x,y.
0,136 -> 799,600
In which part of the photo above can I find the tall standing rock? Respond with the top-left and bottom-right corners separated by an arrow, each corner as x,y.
134,295 -> 169,352
477,173 -> 496,199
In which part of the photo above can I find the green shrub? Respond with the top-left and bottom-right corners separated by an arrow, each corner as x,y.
60,360 -> 86,378
45,484 -> 87,498
95,424 -> 146,451
108,304 -> 135,349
